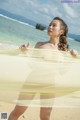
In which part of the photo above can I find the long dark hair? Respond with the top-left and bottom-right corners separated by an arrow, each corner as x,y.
53,17 -> 69,51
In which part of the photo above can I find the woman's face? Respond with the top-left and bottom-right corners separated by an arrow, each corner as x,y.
48,20 -> 63,37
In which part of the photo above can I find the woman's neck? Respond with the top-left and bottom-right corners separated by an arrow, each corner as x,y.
49,37 -> 59,45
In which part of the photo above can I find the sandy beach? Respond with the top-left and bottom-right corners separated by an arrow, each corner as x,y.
0,101 -> 80,120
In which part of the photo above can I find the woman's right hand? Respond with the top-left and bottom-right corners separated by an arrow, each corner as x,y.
19,43 -> 29,52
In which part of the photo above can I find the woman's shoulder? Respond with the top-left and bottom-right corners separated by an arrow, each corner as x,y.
35,41 -> 48,48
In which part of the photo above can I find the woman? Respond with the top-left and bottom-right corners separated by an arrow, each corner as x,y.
8,17 -> 78,120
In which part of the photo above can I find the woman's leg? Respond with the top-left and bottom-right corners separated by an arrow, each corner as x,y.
8,105 -> 27,120
8,92 -> 35,120
40,107 -> 52,120
40,94 -> 54,120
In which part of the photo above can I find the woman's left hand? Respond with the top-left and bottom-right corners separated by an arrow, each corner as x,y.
70,49 -> 78,57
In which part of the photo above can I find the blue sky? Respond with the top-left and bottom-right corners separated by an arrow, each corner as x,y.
0,0 -> 80,34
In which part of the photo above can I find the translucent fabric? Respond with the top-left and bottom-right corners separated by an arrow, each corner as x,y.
0,48 -> 80,107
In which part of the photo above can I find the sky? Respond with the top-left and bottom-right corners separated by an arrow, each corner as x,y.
0,0 -> 80,34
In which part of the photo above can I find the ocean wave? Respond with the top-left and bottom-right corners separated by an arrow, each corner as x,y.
0,14 -> 35,28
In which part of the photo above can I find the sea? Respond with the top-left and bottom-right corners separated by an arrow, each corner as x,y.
0,14 -> 80,53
